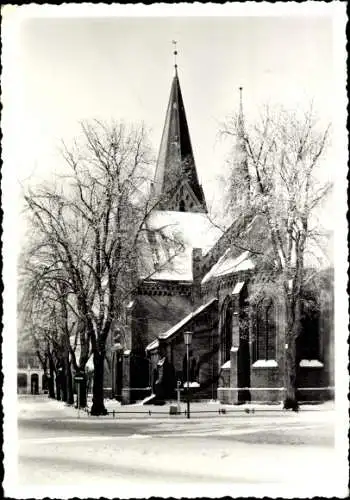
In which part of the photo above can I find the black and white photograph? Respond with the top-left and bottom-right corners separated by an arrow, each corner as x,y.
2,3 -> 348,498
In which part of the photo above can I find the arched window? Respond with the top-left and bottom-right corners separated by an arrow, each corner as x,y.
256,298 -> 276,360
220,298 -> 233,364
179,199 -> 185,212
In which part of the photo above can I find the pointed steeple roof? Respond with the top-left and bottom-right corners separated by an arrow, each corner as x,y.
153,70 -> 207,213
234,87 -> 251,205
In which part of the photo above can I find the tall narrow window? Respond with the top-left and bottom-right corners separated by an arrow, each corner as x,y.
220,298 -> 233,364
297,299 -> 320,360
256,298 -> 276,360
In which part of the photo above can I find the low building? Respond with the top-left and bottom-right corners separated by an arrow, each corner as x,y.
17,351 -> 46,395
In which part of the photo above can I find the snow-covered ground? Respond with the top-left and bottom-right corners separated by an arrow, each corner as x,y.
16,433 -> 341,498
17,393 -> 336,422
8,396 -> 347,499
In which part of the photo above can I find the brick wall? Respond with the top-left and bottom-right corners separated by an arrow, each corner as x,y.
135,293 -> 193,349
250,366 -> 283,402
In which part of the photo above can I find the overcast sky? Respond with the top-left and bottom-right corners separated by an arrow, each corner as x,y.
2,3 -> 347,248
4,6 -> 343,209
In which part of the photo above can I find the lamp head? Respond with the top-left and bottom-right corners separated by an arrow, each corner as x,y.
183,331 -> 192,345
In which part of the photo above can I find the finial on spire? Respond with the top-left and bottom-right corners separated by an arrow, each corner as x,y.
172,40 -> 178,74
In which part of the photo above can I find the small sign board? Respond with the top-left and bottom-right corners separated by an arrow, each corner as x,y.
74,374 -> 85,382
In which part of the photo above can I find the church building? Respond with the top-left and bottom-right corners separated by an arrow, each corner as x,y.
106,59 -> 334,406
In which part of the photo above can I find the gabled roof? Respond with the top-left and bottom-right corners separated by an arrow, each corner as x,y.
153,72 -> 207,213
201,249 -> 255,284
140,210 -> 221,281
145,298 -> 218,352
200,214 -> 333,285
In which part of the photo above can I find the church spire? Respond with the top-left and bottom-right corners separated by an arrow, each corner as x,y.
235,86 -> 251,207
153,46 -> 207,213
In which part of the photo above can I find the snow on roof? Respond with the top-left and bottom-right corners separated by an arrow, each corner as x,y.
221,360 -> 231,369
299,359 -> 324,368
145,248 -> 193,281
252,360 -> 278,368
159,298 -> 217,340
232,281 -> 245,295
145,298 -> 218,351
146,339 -> 159,351
147,210 -> 221,250
202,250 -> 255,284
141,210 -> 221,281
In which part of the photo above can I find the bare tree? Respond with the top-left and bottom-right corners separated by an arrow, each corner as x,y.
220,104 -> 332,409
19,256 -> 80,403
21,120 -> 185,415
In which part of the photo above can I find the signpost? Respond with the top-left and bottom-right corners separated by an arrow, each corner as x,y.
176,380 -> 181,413
74,373 -> 85,419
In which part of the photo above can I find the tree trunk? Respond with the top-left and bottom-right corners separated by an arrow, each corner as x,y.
65,358 -> 74,405
90,350 -> 107,416
55,371 -> 61,401
77,376 -> 87,408
60,366 -> 67,402
283,294 -> 300,411
284,334 -> 298,410
48,356 -> 55,399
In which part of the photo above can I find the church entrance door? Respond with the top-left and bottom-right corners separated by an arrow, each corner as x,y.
31,373 -> 39,395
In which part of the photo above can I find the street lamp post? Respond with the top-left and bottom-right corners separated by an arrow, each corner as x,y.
111,340 -> 122,400
58,366 -> 63,400
184,331 -> 192,419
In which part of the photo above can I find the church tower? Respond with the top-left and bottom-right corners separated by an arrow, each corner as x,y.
153,46 -> 207,213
